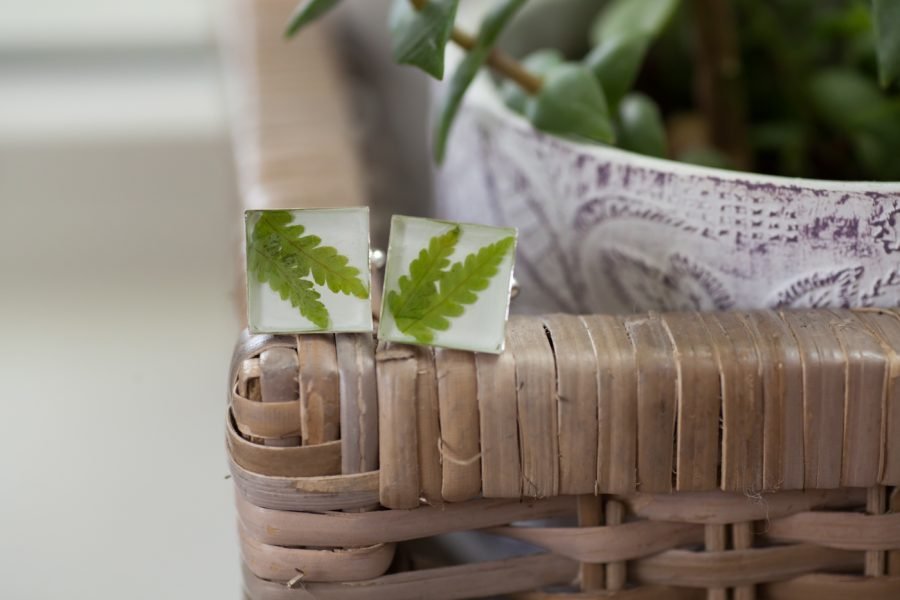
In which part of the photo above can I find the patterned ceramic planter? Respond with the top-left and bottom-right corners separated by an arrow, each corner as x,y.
435,73 -> 900,315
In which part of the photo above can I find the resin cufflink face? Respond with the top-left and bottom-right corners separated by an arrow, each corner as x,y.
245,208 -> 372,333
378,216 -> 517,354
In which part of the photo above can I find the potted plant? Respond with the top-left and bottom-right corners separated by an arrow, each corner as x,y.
287,0 -> 900,315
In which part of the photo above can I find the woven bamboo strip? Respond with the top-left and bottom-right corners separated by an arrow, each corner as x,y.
228,310 -> 900,600
476,349 -> 521,498
624,313 -> 677,493
228,456 -> 378,511
765,502 -> 900,550
241,554 -> 578,600
866,486 -> 888,576
376,344 -> 419,509
507,316 -> 559,498
701,312 -> 763,493
760,573 -> 900,599
829,310 -> 886,487
435,348 -> 481,502
739,311 -> 805,491
232,310 -> 900,501
259,347 -> 301,447
280,470 -> 378,494
703,524 -> 727,600
890,487 -> 900,575
512,588 -> 704,599
855,309 -> 900,485
232,392 -> 302,440
581,316 -> 637,494
619,488 -> 864,524
241,539 -> 874,595
238,537 -> 864,593
732,520 -> 755,600
414,346 -> 442,504
543,314 -> 599,495
236,493 -> 575,547
228,0 -> 366,212
230,330 -> 296,389
336,334 -> 378,475
227,413 -> 341,477
576,495 -> 604,590
237,358 -> 260,399
780,311 -> 845,489
661,312 -> 720,492
604,499 -> 626,591
297,334 -> 340,445
630,544 -> 862,588
240,527 -> 395,582
486,520 -> 704,562
239,357 -> 265,445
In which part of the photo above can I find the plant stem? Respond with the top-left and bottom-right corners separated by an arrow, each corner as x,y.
690,0 -> 751,169
449,28 -> 543,94
410,0 -> 543,94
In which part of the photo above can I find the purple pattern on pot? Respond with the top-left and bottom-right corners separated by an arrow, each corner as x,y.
435,103 -> 900,315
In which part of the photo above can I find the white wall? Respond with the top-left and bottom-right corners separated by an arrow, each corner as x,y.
0,1 -> 242,598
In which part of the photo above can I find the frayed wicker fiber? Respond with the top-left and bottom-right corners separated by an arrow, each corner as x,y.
229,309 -> 900,599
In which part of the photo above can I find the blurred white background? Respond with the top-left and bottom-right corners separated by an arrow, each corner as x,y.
0,0 -> 241,598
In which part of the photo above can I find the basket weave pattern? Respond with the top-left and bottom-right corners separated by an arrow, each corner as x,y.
229,310 -> 900,599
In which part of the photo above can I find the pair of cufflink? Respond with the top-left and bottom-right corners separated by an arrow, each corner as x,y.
245,208 -> 518,354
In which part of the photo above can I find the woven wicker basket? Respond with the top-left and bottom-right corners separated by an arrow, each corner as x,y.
229,309 -> 900,599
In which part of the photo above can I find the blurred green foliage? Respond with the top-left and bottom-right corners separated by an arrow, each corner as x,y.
287,0 -> 900,180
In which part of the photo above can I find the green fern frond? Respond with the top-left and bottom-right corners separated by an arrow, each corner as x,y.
387,225 -> 460,322
394,235 -> 515,343
248,210 -> 368,328
255,211 -> 369,299
248,237 -> 330,329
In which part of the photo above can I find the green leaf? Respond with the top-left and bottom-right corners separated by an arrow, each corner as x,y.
247,210 -> 369,328
584,34 -> 649,109
501,49 -> 563,114
617,92 -> 667,158
817,2 -> 872,38
248,227 -> 330,329
678,146 -> 733,170
810,69 -> 898,134
433,0 -> 529,162
285,0 -> 341,38
389,0 -> 459,79
590,0 -> 680,46
872,0 -> 900,88
395,236 -> 515,344
388,225 -> 460,322
751,121 -> 807,177
810,69 -> 900,179
526,62 -> 615,144
255,211 -> 369,299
